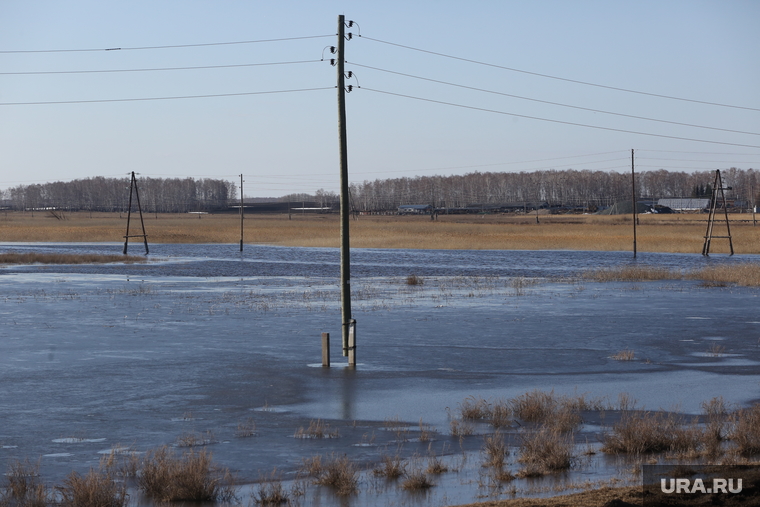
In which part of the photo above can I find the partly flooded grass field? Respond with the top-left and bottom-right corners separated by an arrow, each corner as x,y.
1,243 -> 760,506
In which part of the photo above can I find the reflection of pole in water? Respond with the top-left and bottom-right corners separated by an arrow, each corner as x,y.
340,367 -> 356,421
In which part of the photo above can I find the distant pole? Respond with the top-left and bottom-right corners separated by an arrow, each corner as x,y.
239,174 -> 244,252
337,15 -> 353,361
631,149 -> 637,258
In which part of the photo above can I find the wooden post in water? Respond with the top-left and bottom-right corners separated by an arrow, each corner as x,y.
321,332 -> 330,367
347,319 -> 356,367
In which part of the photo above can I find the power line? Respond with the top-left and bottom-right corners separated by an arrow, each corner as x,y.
349,62 -> 760,137
0,60 -> 322,75
360,87 -> 760,149
0,87 -> 334,106
358,35 -> 760,113
0,35 -> 334,54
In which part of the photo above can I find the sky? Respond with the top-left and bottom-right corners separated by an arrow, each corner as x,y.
1,1 -> 758,197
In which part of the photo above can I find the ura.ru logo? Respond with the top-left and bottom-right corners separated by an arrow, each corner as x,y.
661,478 -> 742,494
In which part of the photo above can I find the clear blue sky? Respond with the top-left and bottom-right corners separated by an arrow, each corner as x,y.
1,1 -> 758,196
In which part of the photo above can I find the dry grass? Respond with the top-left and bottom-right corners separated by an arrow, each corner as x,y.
585,263 -> 760,287
602,411 -> 702,455
306,454 -> 358,496
730,404 -> 760,457
235,417 -> 257,438
405,274 -> 423,286
137,446 -> 235,503
482,431 -> 509,469
691,263 -> 760,287
611,349 -> 635,361
293,419 -> 340,439
373,454 -> 406,479
251,469 -> 290,506
57,468 -> 127,507
0,252 -> 145,264
4,211 -> 760,254
517,426 -> 575,476
1,459 -> 49,507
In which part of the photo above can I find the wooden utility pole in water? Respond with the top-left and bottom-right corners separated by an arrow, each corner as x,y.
337,15 -> 355,366
239,174 -> 244,252
631,149 -> 637,258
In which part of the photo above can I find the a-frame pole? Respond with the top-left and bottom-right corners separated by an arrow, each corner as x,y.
631,149 -> 637,258
123,173 -> 134,255
133,174 -> 149,255
337,15 -> 354,366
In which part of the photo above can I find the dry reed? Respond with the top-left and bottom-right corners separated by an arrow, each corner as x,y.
4,211 -> 760,254
517,426 -> 575,476
0,252 -> 144,264
137,446 -> 235,503
57,468 -> 127,507
308,454 -> 358,496
1,459 -> 49,507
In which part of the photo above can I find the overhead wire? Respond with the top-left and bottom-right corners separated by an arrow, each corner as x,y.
348,62 -> 760,137
360,87 -> 760,149
0,87 -> 334,106
0,60 -> 322,75
357,35 -> 760,113
0,35 -> 335,53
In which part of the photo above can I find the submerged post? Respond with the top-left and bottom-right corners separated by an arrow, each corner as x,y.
347,319 -> 356,367
321,332 -> 330,367
337,15 -> 354,359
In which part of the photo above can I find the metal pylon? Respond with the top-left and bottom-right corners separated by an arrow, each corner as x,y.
702,169 -> 733,256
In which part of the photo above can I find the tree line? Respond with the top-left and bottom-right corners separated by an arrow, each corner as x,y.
2,168 -> 757,213
347,168 -> 759,211
1,176 -> 236,213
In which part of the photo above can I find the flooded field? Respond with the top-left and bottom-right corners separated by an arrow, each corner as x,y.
1,242 -> 760,506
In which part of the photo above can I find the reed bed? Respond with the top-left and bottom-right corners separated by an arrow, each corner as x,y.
584,263 -> 760,287
3,211 -> 760,254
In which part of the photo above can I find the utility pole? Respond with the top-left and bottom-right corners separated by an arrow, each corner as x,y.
239,174 -> 244,252
631,149 -> 637,258
337,15 -> 355,366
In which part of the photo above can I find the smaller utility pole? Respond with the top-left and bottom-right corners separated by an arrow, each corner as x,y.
631,149 -> 637,258
239,174 -> 244,252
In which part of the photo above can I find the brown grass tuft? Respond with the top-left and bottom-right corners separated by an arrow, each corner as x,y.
252,469 -> 289,506
730,404 -> 760,457
293,419 -> 340,439
137,446 -> 235,503
310,454 -> 358,496
611,349 -> 635,361
57,468 -> 127,507
373,454 -> 406,479
517,426 -> 574,476
1,459 -> 50,507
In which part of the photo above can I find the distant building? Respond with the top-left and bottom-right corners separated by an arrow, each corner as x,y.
398,204 -> 433,214
657,199 -> 710,211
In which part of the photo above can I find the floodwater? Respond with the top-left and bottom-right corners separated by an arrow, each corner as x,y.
1,242 -> 760,506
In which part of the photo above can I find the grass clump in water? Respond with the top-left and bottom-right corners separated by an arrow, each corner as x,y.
517,426 -> 575,477
137,446 -> 235,503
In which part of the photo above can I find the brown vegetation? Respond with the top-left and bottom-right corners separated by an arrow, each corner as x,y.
2,211 -> 760,254
137,446 -> 235,503
0,252 -> 145,264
